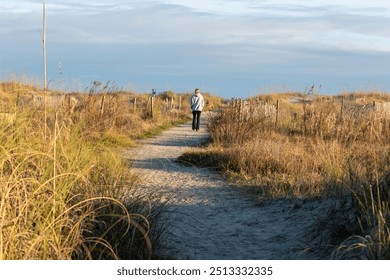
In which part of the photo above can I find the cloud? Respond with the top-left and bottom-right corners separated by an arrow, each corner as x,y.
44,2 -> 390,55
3,1 -> 390,51
2,0 -> 390,96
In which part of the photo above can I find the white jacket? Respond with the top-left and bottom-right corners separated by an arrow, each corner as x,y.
190,93 -> 205,111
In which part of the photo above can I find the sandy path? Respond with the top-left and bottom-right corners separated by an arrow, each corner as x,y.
124,121 -> 331,260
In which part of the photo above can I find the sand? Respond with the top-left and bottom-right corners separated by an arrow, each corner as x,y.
123,120 -> 333,260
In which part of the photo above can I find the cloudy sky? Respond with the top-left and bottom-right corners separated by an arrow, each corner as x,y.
1,0 -> 390,98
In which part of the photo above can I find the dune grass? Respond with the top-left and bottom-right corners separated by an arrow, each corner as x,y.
0,81 -> 196,259
181,92 -> 390,259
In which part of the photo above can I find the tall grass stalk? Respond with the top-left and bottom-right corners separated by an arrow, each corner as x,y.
42,0 -> 47,138
0,114 -> 132,259
0,82 -> 187,259
332,183 -> 390,259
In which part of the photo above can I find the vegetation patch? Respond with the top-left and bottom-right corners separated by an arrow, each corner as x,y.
0,81 -> 220,260
203,92 -> 390,259
177,147 -> 230,170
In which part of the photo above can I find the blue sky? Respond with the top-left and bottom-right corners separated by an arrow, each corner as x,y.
1,0 -> 390,98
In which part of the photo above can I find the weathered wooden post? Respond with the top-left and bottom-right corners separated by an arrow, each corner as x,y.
151,96 -> 154,118
238,98 -> 242,122
275,99 -> 280,130
151,89 -> 156,118
15,91 -> 20,109
133,97 -> 137,113
179,95 -> 182,110
100,94 -> 105,116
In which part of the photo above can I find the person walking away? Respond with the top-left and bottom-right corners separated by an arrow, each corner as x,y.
190,88 -> 204,131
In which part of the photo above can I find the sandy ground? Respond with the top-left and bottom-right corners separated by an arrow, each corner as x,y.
123,119 -> 333,260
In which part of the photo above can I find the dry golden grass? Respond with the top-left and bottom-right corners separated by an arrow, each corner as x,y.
0,80 -> 196,259
190,92 -> 390,259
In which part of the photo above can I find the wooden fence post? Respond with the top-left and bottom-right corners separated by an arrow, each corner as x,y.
100,94 -> 105,116
151,89 -> 156,118
133,97 -> 137,113
150,96 -> 153,118
15,91 -> 20,109
238,98 -> 242,122
275,99 -> 279,130
146,96 -> 150,112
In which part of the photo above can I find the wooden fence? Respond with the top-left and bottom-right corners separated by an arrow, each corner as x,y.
20,92 -> 187,118
220,96 -> 390,140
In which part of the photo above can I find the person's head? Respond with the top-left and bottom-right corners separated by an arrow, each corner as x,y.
195,88 -> 200,94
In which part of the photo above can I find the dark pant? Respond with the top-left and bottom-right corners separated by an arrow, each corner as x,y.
192,111 -> 202,130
